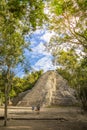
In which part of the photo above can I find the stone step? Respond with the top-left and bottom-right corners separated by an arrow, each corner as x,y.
51,97 -> 75,106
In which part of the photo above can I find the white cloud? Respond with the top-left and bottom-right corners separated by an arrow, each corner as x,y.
41,31 -> 54,43
32,42 -> 45,52
26,30 -> 55,72
32,56 -> 54,72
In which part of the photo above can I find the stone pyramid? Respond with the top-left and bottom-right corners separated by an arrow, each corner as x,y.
14,71 -> 77,107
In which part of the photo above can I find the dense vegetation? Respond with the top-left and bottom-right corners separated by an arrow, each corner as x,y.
0,70 -> 43,104
47,0 -> 87,110
0,0 -> 46,126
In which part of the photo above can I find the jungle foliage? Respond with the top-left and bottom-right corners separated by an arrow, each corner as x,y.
0,0 -> 46,126
48,0 -> 87,110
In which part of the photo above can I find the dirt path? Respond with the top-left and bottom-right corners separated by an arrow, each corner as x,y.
0,106 -> 87,130
0,120 -> 87,130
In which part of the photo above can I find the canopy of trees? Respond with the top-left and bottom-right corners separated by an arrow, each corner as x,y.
0,70 -> 43,102
47,0 -> 87,110
0,0 -> 46,126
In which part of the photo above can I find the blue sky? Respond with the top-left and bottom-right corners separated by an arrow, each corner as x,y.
16,29 -> 55,77
25,29 -> 55,71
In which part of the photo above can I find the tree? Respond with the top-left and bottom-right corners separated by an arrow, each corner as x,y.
9,70 -> 43,98
0,0 -> 46,126
47,0 -> 87,110
49,0 -> 87,50
57,56 -> 87,110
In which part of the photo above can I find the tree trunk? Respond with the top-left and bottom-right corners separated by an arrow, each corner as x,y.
3,67 -> 12,126
4,83 -> 8,126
